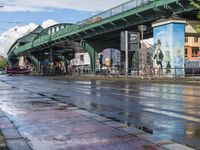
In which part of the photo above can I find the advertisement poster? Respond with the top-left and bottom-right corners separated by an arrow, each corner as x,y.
153,22 -> 185,77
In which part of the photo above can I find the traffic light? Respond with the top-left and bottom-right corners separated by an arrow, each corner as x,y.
99,54 -> 103,65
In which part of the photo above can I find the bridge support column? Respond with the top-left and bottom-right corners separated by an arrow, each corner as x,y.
152,19 -> 186,77
81,39 -> 120,74
81,40 -> 98,74
27,54 -> 40,73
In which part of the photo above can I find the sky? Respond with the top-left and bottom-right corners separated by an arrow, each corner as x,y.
0,0 -> 128,33
0,0 -> 129,57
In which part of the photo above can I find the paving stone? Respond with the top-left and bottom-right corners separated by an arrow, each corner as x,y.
138,133 -> 166,143
163,143 -> 195,150
72,109 -> 88,114
157,140 -> 175,145
0,110 -> 5,118
72,110 -> 99,117
50,100 -> 59,103
103,121 -> 126,128
56,103 -> 69,107
81,112 -> 99,117
73,109 -> 100,117
0,117 -> 14,129
1,128 -> 22,140
120,127 -> 145,135
92,116 -> 112,122
6,139 -> 32,150
67,107 -> 79,110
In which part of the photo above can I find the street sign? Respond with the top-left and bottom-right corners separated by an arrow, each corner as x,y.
121,31 -> 140,51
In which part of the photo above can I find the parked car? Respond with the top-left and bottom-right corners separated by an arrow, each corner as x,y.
6,65 -> 30,75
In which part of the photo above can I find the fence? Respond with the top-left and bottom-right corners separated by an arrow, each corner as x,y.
67,66 -> 200,78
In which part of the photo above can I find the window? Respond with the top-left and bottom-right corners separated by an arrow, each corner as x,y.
185,37 -> 188,43
192,47 -> 199,57
194,37 -> 198,43
185,48 -> 188,58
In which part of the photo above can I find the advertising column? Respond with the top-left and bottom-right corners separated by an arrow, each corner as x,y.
152,19 -> 186,77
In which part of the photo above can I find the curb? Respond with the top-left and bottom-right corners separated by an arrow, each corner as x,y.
0,109 -> 32,150
53,101 -> 195,150
50,75 -> 200,86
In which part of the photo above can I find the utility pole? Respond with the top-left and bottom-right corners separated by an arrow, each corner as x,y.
125,31 -> 128,78
138,25 -> 147,66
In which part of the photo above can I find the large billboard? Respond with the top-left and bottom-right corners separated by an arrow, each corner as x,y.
153,20 -> 185,77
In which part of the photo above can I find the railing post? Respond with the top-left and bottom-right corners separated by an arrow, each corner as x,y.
192,67 -> 194,77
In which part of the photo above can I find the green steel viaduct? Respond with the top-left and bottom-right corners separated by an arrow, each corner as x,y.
7,0 -> 197,73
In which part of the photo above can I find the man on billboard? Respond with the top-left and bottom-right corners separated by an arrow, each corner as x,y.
174,50 -> 184,76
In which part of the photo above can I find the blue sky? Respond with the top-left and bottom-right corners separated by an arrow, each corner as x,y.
0,9 -> 93,33
0,0 -> 128,33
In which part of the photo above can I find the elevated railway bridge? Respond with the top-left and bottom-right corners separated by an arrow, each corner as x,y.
7,0 -> 196,73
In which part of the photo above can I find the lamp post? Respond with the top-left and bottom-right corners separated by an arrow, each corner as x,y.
138,25 -> 147,66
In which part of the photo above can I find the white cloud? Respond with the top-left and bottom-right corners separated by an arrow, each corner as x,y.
0,0 -> 128,12
41,19 -> 58,28
0,19 -> 58,58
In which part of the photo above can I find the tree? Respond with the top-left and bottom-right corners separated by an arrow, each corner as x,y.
191,0 -> 200,32
0,59 -> 7,70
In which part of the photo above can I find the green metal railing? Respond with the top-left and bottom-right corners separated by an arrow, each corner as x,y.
76,0 -> 153,27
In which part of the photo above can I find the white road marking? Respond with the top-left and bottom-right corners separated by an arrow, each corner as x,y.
143,108 -> 200,123
111,92 -> 146,99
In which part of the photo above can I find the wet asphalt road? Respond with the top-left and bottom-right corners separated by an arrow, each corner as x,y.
0,75 -> 200,149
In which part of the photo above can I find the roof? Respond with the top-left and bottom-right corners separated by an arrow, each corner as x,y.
7,25 -> 44,55
18,25 -> 44,43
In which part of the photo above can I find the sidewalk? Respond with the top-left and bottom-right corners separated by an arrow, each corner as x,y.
0,109 -> 8,150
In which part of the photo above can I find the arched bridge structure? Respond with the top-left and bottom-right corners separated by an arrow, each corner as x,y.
8,0 -> 196,73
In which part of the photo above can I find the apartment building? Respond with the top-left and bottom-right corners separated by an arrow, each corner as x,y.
185,21 -> 200,60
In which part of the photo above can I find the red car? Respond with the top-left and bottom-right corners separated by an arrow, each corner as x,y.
6,65 -> 30,75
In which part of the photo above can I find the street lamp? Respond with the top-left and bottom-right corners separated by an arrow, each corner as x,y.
138,25 -> 147,66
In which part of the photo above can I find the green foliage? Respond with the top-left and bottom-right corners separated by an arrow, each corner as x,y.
0,59 -> 7,70
191,0 -> 200,9
191,0 -> 200,32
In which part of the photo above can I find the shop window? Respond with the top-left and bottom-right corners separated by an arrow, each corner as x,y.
185,48 -> 188,58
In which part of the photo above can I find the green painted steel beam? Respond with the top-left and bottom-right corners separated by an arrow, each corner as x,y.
9,0 -> 194,58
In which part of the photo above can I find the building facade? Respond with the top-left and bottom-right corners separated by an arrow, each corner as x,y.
185,21 -> 200,61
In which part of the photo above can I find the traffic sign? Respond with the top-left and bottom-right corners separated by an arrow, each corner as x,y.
121,31 -> 140,51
